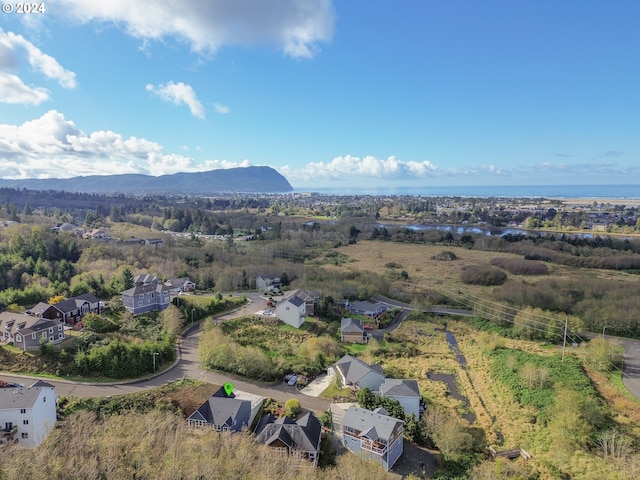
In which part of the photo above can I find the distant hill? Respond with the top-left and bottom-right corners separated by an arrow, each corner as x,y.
0,166 -> 293,195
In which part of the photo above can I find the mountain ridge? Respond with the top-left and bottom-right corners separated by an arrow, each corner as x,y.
0,166 -> 293,195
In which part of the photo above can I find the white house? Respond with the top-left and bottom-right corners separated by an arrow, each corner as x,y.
0,380 -> 57,447
379,378 -> 421,418
275,289 -> 308,328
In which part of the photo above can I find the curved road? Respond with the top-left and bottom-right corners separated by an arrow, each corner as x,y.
3,294 -> 640,406
0,292 -> 330,413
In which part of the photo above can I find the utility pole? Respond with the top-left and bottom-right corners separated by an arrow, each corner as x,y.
562,316 -> 568,362
151,352 -> 159,373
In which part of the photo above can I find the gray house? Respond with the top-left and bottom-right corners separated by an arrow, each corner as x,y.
379,378 -> 421,418
349,300 -> 386,318
256,274 -> 281,292
0,313 -> 65,351
187,387 -> 252,432
341,406 -> 404,471
327,355 -> 385,391
254,412 -> 323,467
121,283 -> 171,315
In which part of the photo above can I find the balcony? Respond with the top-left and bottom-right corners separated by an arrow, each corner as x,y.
0,426 -> 17,443
360,439 -> 387,456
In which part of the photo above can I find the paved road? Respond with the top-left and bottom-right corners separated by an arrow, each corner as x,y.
0,292 -> 330,413
618,337 -> 640,400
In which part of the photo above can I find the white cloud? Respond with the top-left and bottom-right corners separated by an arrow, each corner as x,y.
214,102 -> 230,114
278,155 -> 441,184
0,110 -> 249,178
146,81 -> 205,119
0,29 -> 77,105
54,0 -> 334,58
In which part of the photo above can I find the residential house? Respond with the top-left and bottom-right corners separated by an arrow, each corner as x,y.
256,274 -> 281,293
296,289 -> 319,316
134,274 -> 161,286
28,293 -> 102,325
145,238 -> 164,247
82,228 -> 109,240
121,283 -> 171,315
340,318 -> 367,343
0,380 -> 57,447
327,355 -> 385,391
341,406 -> 404,471
254,412 -> 323,467
275,289 -> 308,328
165,277 -> 196,295
0,313 -> 65,351
379,379 -> 421,418
187,386 -> 252,432
349,300 -> 386,318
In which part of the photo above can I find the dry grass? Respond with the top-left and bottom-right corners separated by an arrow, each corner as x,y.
334,241 -> 640,300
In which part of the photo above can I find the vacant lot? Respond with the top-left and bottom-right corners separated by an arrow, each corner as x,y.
335,240 -> 638,302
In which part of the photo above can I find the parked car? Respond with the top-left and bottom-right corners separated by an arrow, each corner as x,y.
287,375 -> 298,386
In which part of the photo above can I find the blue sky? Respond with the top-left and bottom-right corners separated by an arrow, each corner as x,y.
1,1 -> 638,189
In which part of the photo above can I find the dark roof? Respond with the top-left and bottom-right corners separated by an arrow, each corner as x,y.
73,293 -> 100,303
255,412 -> 322,453
122,283 -> 171,296
187,387 -> 251,430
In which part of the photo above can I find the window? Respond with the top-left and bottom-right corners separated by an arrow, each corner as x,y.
20,409 -> 26,414
49,327 -> 53,334
23,420 -> 29,425
43,396 -> 46,402
21,433 -> 28,439
15,334 -> 21,342
41,332 -> 47,338
58,325 -> 63,331
32,333 -> 36,340
58,333 -> 63,339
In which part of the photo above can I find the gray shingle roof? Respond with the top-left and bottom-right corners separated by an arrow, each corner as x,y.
341,318 -> 364,333
122,283 -> 171,296
255,412 -> 322,453
187,386 -> 251,430
379,378 -> 421,398
0,382 -> 54,410
342,406 -> 403,442
331,355 -> 384,384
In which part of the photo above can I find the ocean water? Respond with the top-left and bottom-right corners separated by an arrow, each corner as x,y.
294,184 -> 640,199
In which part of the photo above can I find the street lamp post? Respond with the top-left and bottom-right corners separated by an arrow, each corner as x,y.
151,352 -> 159,373
602,325 -> 610,339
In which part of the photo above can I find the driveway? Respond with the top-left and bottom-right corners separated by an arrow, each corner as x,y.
0,292 -> 331,414
300,374 -> 331,397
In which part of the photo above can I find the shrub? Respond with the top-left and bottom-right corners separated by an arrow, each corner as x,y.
82,313 -> 119,333
490,257 -> 548,275
460,265 -> 507,285
432,251 -> 458,261
284,398 -> 301,418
